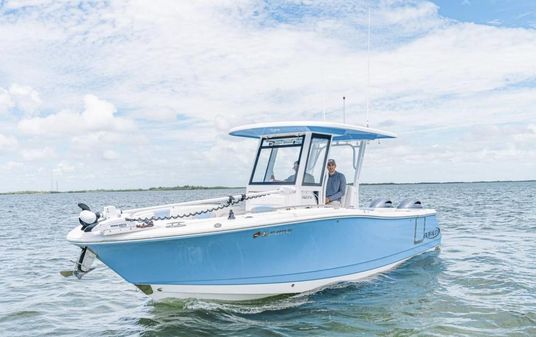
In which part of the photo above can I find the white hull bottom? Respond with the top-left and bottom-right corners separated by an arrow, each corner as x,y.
148,248 -> 439,302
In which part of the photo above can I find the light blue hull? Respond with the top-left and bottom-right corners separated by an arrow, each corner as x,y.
87,215 -> 441,286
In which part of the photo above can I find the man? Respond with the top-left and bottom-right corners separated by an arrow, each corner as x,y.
325,159 -> 346,206
285,161 -> 315,183
283,161 -> 300,182
272,161 -> 315,183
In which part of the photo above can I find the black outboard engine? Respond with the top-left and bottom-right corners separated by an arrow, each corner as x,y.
78,203 -> 101,232
397,198 -> 423,209
369,198 -> 393,208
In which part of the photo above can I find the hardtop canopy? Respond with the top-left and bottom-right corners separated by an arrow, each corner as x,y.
229,121 -> 396,141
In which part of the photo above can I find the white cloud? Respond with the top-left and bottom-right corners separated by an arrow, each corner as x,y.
0,0 -> 535,191
71,132 -> 119,151
0,88 -> 15,114
18,110 -> 79,135
502,124 -> 536,149
362,121 -> 536,183
8,84 -> 42,115
0,84 -> 41,116
3,1 -> 535,126
71,131 -> 144,152
4,0 -> 51,10
21,146 -> 55,161
82,95 -> 133,131
1,161 -> 24,171
18,94 -> 135,136
102,149 -> 119,161
376,1 -> 441,29
53,161 -> 75,175
0,133 -> 18,151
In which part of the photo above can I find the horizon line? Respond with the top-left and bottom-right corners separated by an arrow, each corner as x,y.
1,179 -> 535,196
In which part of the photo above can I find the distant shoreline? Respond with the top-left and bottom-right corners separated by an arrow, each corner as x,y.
1,180 -> 534,196
0,185 -> 242,196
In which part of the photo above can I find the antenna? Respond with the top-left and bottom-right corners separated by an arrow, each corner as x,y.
342,96 -> 346,123
366,7 -> 371,127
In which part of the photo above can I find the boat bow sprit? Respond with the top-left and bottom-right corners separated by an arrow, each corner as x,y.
65,121 -> 441,301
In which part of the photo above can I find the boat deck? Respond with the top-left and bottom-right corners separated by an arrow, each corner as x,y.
67,206 -> 436,245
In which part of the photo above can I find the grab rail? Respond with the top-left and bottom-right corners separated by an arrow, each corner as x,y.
124,188 -> 294,217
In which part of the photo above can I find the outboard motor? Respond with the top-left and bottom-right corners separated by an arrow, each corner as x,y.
397,198 -> 423,209
78,203 -> 100,232
369,198 -> 393,208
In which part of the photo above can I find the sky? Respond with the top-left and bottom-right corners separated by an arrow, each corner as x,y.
0,0 -> 535,192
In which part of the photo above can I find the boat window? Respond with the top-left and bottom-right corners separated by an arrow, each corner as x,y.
250,136 -> 304,185
303,134 -> 331,186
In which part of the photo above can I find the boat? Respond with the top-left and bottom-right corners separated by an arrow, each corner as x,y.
65,121 -> 441,301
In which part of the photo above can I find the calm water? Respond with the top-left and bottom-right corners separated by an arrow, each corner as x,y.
0,182 -> 535,336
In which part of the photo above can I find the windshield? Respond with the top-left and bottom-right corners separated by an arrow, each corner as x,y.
303,134 -> 330,186
250,136 -> 304,184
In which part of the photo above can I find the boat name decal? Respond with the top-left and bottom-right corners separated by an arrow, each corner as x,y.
166,221 -> 186,228
253,229 -> 292,239
424,228 -> 440,239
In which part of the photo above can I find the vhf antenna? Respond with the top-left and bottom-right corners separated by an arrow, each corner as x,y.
366,7 -> 371,127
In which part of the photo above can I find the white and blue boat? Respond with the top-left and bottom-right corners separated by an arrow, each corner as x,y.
66,121 -> 441,301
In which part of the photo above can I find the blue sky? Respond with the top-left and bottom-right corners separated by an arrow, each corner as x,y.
433,0 -> 536,28
0,0 -> 535,192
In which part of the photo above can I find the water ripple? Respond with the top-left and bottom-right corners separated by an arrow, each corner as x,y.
0,183 -> 535,336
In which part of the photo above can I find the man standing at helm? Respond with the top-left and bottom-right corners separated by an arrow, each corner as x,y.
325,159 -> 346,206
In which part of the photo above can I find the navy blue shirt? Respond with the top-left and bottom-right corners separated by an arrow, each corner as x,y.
326,171 -> 346,201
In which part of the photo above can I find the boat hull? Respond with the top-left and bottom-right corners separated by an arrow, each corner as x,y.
84,214 -> 441,301
147,255 -> 434,301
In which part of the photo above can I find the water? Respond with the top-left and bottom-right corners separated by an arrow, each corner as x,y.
0,182 -> 535,336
